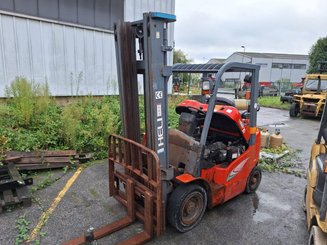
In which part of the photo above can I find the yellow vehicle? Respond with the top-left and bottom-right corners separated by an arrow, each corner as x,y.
290,73 -> 327,118
304,104 -> 327,244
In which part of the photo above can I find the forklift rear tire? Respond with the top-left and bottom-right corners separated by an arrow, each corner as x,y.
290,102 -> 300,117
167,184 -> 207,233
245,167 -> 262,194
308,225 -> 327,245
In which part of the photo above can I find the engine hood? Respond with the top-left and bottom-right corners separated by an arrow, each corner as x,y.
176,100 -> 251,142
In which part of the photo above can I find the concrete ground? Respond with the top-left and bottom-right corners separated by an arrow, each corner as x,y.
0,106 -> 320,245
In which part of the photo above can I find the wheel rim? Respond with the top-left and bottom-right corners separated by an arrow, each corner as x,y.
250,171 -> 260,190
180,191 -> 204,226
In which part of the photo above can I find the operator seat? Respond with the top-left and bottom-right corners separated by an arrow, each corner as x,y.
168,128 -> 201,175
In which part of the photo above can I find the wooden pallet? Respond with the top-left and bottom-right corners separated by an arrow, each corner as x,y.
0,164 -> 33,213
0,186 -> 32,213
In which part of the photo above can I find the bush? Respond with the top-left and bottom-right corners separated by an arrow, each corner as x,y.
1,77 -> 61,151
168,96 -> 185,128
0,135 -> 8,165
0,78 -> 186,159
5,77 -> 52,127
60,96 -> 122,158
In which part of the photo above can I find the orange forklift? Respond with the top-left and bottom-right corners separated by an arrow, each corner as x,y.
65,12 -> 262,245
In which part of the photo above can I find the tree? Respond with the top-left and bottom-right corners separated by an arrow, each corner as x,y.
307,37 -> 327,73
173,49 -> 192,64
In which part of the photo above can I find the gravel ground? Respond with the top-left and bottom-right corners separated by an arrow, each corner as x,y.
0,106 -> 320,245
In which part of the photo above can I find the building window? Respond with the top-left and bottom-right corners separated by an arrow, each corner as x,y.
293,64 -> 306,69
255,63 -> 268,68
272,63 -> 306,70
282,63 -> 292,69
272,63 -> 282,68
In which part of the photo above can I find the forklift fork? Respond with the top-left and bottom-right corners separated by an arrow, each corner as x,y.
63,135 -> 163,245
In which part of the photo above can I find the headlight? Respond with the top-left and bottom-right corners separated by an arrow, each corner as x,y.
202,81 -> 210,90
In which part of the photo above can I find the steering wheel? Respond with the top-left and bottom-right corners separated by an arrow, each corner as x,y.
188,107 -> 206,116
215,97 -> 235,107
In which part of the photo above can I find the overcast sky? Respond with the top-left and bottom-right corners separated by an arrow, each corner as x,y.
174,0 -> 327,63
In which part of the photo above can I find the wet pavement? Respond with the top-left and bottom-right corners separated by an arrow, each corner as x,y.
0,106 -> 320,245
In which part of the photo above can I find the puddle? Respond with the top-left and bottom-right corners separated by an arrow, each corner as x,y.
253,211 -> 273,223
268,122 -> 288,128
252,193 -> 259,213
257,191 -> 291,211
251,191 -> 291,223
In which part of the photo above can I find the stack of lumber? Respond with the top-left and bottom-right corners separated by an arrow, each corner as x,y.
4,150 -> 80,171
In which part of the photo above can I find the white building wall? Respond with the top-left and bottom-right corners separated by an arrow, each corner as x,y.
0,0 -> 175,97
223,53 -> 308,83
0,12 -> 117,97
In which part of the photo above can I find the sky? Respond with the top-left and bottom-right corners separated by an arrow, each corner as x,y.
174,0 -> 327,63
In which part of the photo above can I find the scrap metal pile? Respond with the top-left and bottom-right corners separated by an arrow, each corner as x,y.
0,150 -> 92,213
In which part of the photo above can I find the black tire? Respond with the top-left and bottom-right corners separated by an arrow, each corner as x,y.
290,102 -> 300,117
167,184 -> 207,233
245,167 -> 262,194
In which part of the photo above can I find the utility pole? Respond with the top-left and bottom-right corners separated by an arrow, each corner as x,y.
236,45 -> 246,99
241,45 -> 246,62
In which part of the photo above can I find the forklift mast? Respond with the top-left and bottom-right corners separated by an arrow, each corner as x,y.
115,12 -> 175,182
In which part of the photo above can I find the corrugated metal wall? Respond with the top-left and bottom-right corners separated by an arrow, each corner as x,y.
0,12 -> 117,97
0,0 -> 124,30
124,0 -> 175,92
124,0 -> 175,65
124,0 -> 175,21
0,0 -> 175,97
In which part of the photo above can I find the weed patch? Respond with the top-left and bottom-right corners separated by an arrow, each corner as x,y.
259,96 -> 290,110
0,78 -> 188,159
259,145 -> 304,177
15,215 -> 30,245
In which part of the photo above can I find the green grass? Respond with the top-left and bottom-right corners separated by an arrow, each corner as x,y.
258,96 -> 290,110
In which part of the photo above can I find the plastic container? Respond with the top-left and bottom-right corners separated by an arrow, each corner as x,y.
270,131 -> 283,148
260,128 -> 270,148
234,99 -> 250,110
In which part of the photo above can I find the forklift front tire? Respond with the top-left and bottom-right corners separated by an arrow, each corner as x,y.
290,102 -> 300,117
245,167 -> 262,194
167,184 -> 207,233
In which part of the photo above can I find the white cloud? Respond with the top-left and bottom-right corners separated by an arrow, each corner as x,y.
174,0 -> 327,63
